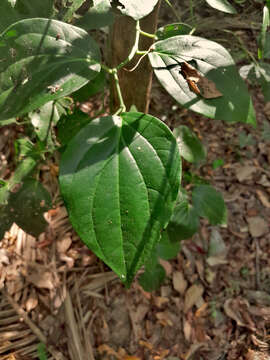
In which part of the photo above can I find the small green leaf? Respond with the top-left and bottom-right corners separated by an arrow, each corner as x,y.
0,179 -> 51,238
149,35 -> 256,125
205,0 -> 237,14
173,125 -> 206,163
238,131 -> 256,148
157,230 -> 180,260
139,263 -> 166,292
37,343 -> 48,360
30,101 -> 65,142
112,0 -> 159,20
15,138 -> 38,159
212,158 -> 224,169
167,200 -> 199,241
192,185 -> 227,225
156,23 -> 193,40
0,18 -> 101,120
59,112 -> 181,285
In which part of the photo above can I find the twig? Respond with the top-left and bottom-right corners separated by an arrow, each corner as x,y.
255,238 -> 261,290
2,289 -> 65,360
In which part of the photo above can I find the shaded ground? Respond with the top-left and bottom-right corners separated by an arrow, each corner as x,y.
1,1 -> 270,359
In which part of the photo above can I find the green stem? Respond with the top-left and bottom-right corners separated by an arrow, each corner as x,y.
112,69 -> 126,114
116,20 -> 141,70
139,30 -> 157,39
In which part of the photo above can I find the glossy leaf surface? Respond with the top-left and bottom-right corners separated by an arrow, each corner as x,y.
205,0 -> 237,14
59,112 -> 181,285
149,35 -> 255,125
0,18 -> 101,120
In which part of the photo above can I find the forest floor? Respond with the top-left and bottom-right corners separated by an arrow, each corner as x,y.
1,1 -> 270,360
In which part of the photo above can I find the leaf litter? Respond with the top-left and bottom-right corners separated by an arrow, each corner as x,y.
1,6 -> 270,360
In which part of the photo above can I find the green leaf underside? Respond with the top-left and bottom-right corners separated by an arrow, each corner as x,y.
192,185 -> 227,225
149,35 -> 255,125
59,112 -> 181,285
205,0 -> 237,14
0,18 -> 101,120
115,0 -> 159,20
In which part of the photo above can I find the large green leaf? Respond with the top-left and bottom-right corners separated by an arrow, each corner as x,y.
205,0 -> 237,14
112,0 -> 159,20
0,0 -> 54,33
59,112 -> 181,285
192,185 -> 227,225
173,125 -> 206,163
149,35 -> 255,125
0,18 -> 101,120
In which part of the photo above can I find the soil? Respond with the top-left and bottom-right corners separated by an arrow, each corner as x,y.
1,1 -> 270,360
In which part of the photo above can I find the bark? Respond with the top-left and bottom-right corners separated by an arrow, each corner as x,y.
109,2 -> 161,113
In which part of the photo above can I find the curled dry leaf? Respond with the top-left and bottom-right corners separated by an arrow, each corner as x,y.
25,289 -> 38,312
56,236 -> 72,253
181,61 -> 223,99
224,298 -> 256,331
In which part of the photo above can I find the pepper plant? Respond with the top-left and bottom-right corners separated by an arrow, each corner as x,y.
0,0 -> 261,288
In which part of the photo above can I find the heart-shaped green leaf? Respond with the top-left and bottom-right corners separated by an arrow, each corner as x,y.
149,35 -> 256,126
0,18 -> 101,120
59,112 -> 181,286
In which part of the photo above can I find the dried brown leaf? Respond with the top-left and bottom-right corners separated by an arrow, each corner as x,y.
184,283 -> 204,313
173,271 -> 187,295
